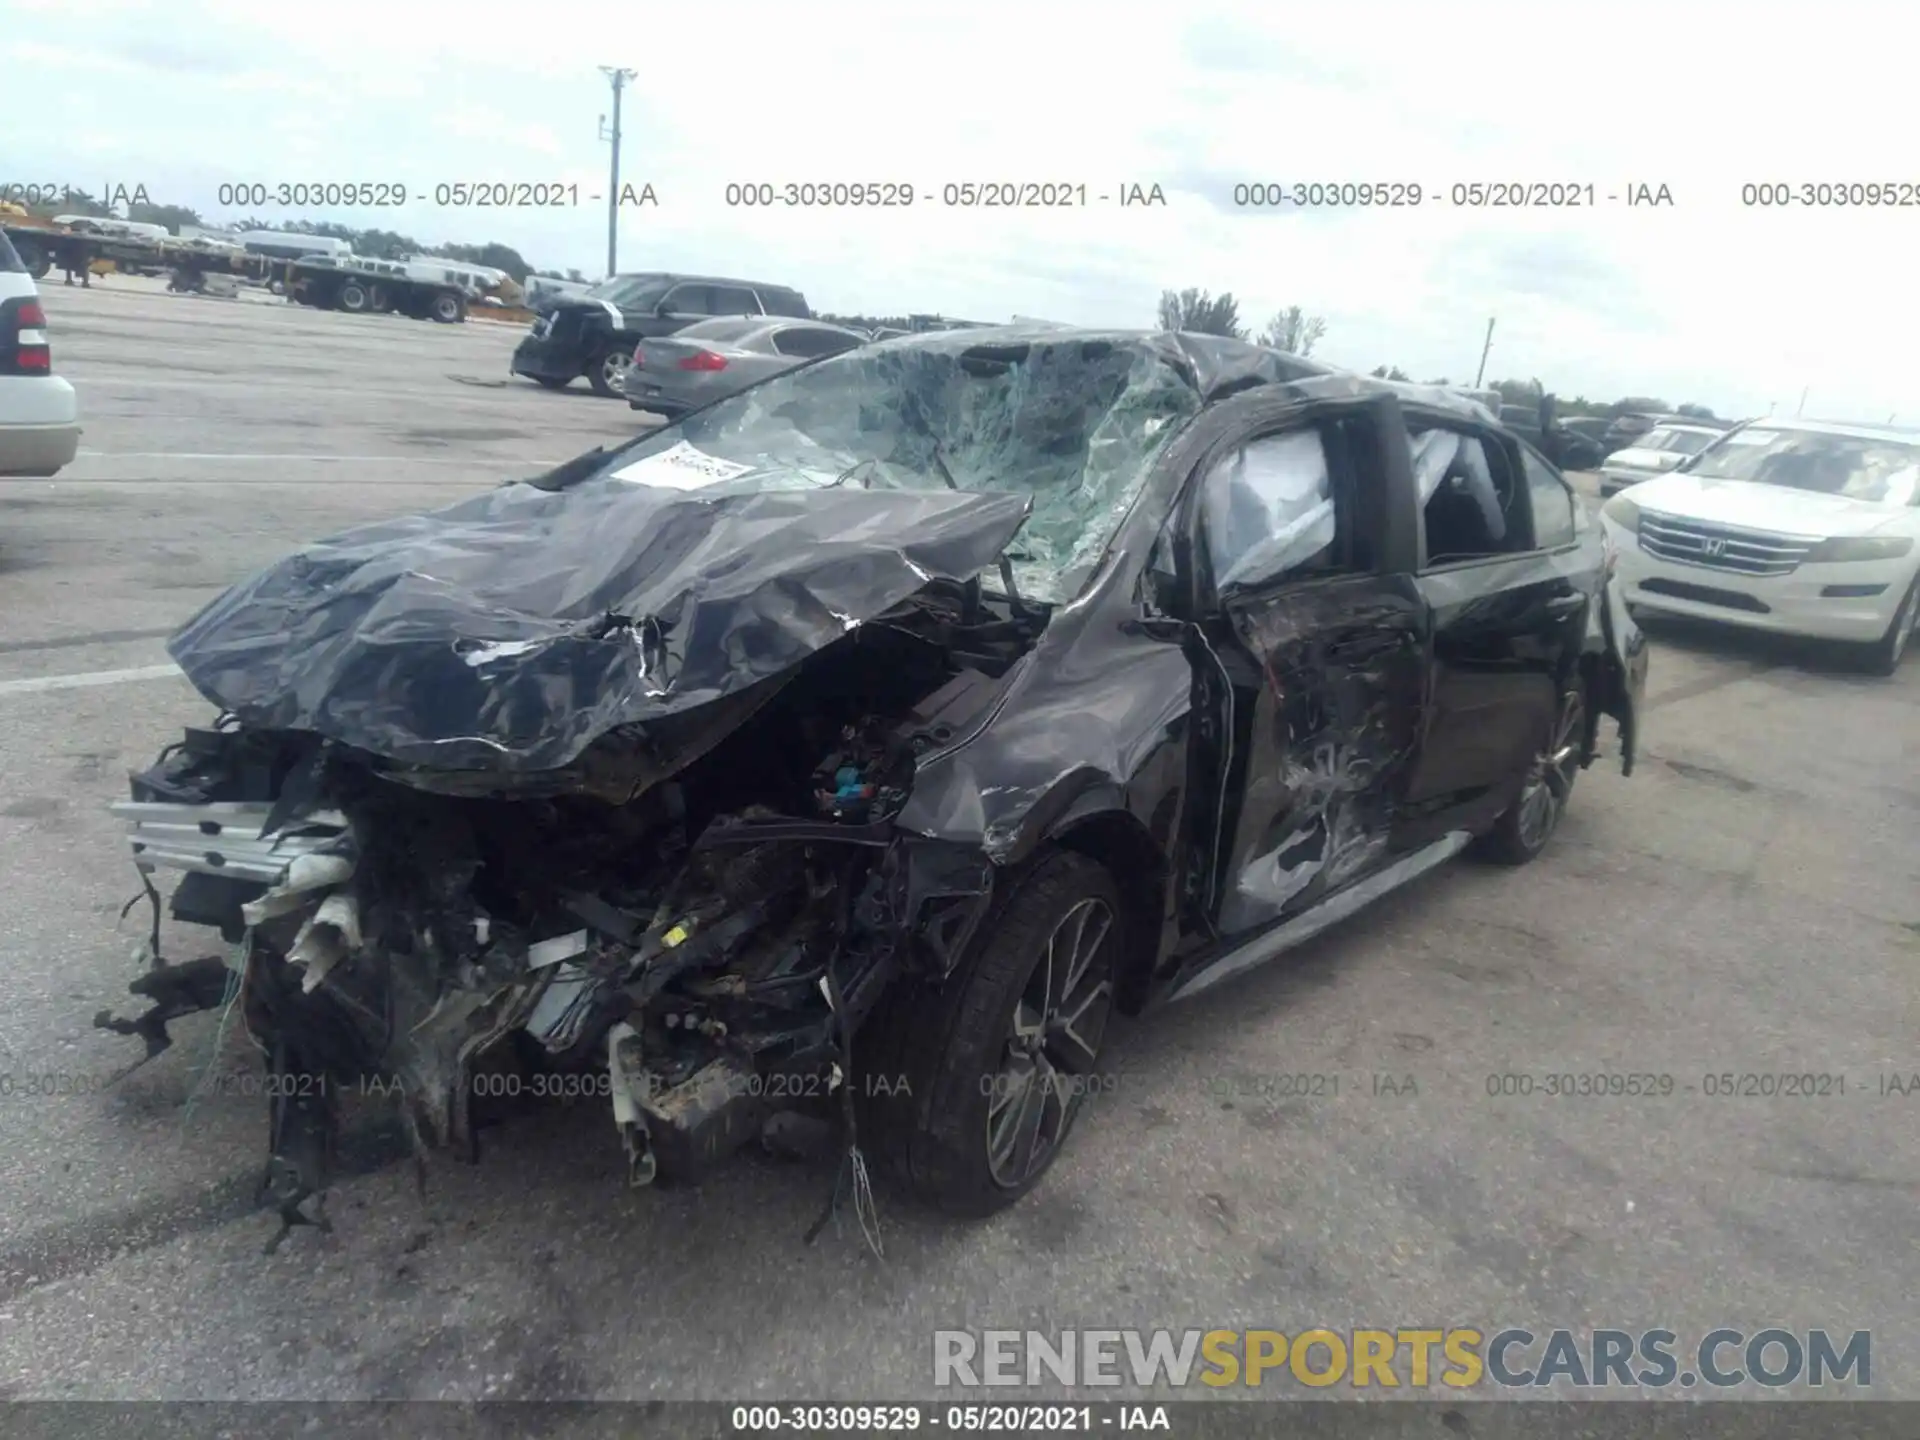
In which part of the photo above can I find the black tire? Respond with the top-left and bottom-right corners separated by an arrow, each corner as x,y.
1858,576 -> 1918,676
430,292 -> 465,324
338,281 -> 370,313
588,347 -> 630,397
858,850 -> 1122,1217
1474,680 -> 1587,866
16,240 -> 50,280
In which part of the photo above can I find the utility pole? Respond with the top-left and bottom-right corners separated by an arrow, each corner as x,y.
1472,317 -> 1495,387
1795,386 -> 1809,418
598,66 -> 636,279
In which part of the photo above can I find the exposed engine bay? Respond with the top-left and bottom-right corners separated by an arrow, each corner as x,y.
100,578 -> 1042,1250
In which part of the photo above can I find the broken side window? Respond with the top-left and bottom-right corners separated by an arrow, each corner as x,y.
1520,445 -> 1577,549
1411,426 -> 1527,566
1203,428 -> 1338,590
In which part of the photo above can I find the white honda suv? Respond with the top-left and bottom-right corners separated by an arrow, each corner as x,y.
0,230 -> 81,478
1600,418 -> 1920,674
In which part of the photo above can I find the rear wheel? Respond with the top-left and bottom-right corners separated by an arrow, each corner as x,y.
430,291 -> 465,324
338,281 -> 371,313
1858,577 -> 1918,676
589,347 -> 631,397
1475,681 -> 1586,866
860,851 -> 1121,1217
16,240 -> 51,279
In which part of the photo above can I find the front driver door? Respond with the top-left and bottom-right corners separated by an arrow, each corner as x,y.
1188,394 -> 1430,940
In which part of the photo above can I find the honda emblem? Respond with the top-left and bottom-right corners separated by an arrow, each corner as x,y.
1700,537 -> 1727,558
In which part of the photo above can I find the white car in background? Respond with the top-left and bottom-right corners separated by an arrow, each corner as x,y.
0,230 -> 80,478
1600,419 -> 1920,674
1597,421 -> 1725,496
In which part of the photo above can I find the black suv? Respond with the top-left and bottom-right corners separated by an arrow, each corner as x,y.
512,272 -> 811,397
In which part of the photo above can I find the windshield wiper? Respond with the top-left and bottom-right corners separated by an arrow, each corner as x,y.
928,440 -> 957,489
829,458 -> 878,489
896,391 -> 958,488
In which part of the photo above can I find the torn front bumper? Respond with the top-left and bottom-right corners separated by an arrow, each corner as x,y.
112,799 -> 351,885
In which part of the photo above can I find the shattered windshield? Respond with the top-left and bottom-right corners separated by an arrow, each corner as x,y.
1689,428 -> 1920,505
587,334 -> 1205,602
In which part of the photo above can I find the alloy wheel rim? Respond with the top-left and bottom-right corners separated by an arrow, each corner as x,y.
604,353 -> 630,387
985,897 -> 1116,1188
1517,691 -> 1584,851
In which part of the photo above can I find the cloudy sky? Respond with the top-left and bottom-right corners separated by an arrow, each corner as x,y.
6,0 -> 1913,422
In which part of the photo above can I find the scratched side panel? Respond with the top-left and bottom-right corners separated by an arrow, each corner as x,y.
1212,574 -> 1428,937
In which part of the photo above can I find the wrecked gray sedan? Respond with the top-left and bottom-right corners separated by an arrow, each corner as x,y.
100,327 -> 1646,1246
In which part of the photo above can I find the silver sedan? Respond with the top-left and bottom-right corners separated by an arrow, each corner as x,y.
623,316 -> 869,419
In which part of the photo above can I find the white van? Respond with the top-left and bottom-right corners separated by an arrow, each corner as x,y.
53,215 -> 172,242
237,231 -> 352,262
0,230 -> 81,477
404,257 -> 507,294
523,274 -> 594,307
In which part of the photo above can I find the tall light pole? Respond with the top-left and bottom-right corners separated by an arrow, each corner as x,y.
1472,317 -> 1495,387
598,66 -> 636,279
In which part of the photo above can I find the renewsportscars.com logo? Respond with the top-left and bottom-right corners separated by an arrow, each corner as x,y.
933,1328 -> 1872,1391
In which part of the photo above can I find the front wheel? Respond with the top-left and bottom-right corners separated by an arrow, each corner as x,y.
430,292 -> 465,324
1474,681 -> 1586,866
859,850 -> 1122,1217
1857,577 -> 1918,676
338,281 -> 371,313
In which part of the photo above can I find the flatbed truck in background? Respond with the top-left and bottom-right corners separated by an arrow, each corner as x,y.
0,213 -> 485,323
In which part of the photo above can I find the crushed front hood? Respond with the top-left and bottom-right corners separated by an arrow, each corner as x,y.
168,475 -> 1033,772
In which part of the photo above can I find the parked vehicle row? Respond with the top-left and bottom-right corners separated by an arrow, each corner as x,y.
512,271 -> 812,396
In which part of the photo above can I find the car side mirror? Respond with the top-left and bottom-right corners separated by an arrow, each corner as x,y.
656,299 -> 675,316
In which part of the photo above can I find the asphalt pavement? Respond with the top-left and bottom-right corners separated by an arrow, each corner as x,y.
0,279 -> 1914,1403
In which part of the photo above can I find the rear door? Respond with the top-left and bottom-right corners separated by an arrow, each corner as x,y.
650,282 -> 718,335
755,286 -> 811,318
1183,392 -> 1429,939
705,283 -> 764,319
1396,421 -> 1587,844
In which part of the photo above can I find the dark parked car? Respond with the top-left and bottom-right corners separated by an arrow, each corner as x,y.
1499,405 -> 1604,471
511,271 -> 811,397
624,316 -> 868,419
99,328 -> 1644,1242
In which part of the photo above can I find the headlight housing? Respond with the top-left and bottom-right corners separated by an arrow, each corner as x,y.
1601,495 -> 1641,533
1806,534 -> 1915,563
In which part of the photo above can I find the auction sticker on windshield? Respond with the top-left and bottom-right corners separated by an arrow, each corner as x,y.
610,440 -> 755,489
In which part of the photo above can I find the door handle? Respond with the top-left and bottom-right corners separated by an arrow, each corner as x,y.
1544,595 -> 1584,614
